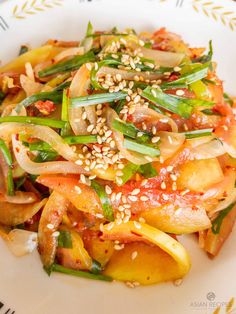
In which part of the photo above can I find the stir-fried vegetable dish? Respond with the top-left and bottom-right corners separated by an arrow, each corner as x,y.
0,23 -> 236,287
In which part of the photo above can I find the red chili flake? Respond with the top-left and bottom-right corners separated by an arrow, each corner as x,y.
34,100 -> 56,116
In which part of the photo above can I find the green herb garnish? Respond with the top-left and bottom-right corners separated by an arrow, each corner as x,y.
211,202 -> 236,234
182,128 -> 213,139
0,139 -> 14,195
71,92 -> 127,108
91,180 -> 114,221
58,230 -> 73,249
124,138 -> 160,157
138,163 -> 158,178
0,116 -> 66,128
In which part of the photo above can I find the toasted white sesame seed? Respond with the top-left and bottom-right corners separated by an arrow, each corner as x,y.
131,188 -> 140,195
82,111 -> 87,120
75,186 -> 82,194
80,174 -> 86,184
87,124 -> 94,132
105,185 -> 112,195
116,192 -> 122,201
151,136 -> 160,143
86,63 -> 92,71
139,217 -> 146,223
94,62 -> 98,70
159,118 -> 169,123
181,189 -> 190,196
96,213 -> 104,219
116,177 -> 123,185
176,89 -> 185,96
162,194 -> 169,201
161,182 -> 166,190
174,66 -> 181,72
47,224 -> 54,230
128,195 -> 138,202
140,196 -> 149,201
52,231 -> 60,237
131,251 -> 138,260
89,175 -> 96,180
167,166 -> 174,172
134,221 -> 141,229
75,159 -> 83,166
151,89 -> 157,97
106,222 -> 114,230
170,174 -> 177,181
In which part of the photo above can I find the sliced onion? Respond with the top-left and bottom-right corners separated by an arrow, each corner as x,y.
132,105 -> 178,132
158,131 -> 185,161
53,47 -> 84,63
0,123 -> 78,161
0,198 -> 47,225
191,139 -> 225,160
186,135 -> 214,148
209,188 -> 236,218
222,142 -> 236,158
38,191 -> 69,267
139,46 -> 184,67
0,191 -> 38,204
12,136 -> 87,175
203,168 -> 236,201
106,107 -> 149,165
69,64 -> 93,135
98,66 -> 163,81
20,74 -> 43,97
5,229 -> 38,257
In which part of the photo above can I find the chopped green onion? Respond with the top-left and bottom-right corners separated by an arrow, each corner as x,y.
34,151 -> 58,163
19,90 -> 62,108
0,139 -> 14,195
63,135 -> 97,145
53,81 -> 71,92
138,163 -> 158,178
71,92 -> 127,108
91,180 -> 114,221
119,162 -> 139,185
201,108 -> 221,116
142,87 -> 192,118
90,59 -> 122,90
58,230 -> 73,249
38,51 -> 96,77
86,33 -> 129,38
0,116 -> 66,128
19,45 -> 29,56
202,78 -> 216,85
211,202 -> 236,234
182,128 -> 213,139
47,264 -> 112,282
112,118 -> 150,143
90,260 -> 102,275
194,40 -> 213,63
161,62 -> 210,88
124,138 -> 160,157
223,92 -> 233,106
29,141 -> 53,152
61,89 -> 72,136
86,21 -> 93,36
111,99 -> 126,114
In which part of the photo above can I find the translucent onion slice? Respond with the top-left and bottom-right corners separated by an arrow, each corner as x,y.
53,47 -> 84,63
158,131 -> 185,161
12,136 -> 86,175
0,123 -> 78,161
97,66 -> 163,81
131,106 -> 178,132
0,198 -> 47,226
0,191 -> 38,204
191,139 -> 225,160
20,74 -> 43,97
69,64 -> 92,135
106,107 -> 149,165
103,221 -> 191,278
209,188 -> 236,218
5,229 -> 38,257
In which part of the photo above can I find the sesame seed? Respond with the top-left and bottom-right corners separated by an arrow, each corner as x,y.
131,251 -> 138,260
164,72 -> 171,76
151,136 -> 160,143
89,175 -> 96,180
172,182 -> 177,191
168,135 -> 173,144
181,189 -> 190,196
94,62 -> 98,70
131,188 -> 140,195
106,222 -> 114,230
152,126 -> 157,135
105,185 -> 112,195
159,156 -> 164,163
47,224 -> 54,230
75,159 -> 83,166
151,89 -> 157,97
167,166 -> 174,172
159,118 -> 169,123
170,174 -> 177,181
176,89 -> 185,96
75,186 -> 82,194
128,195 -> 138,202
52,231 -> 60,237
134,221 -> 141,229
116,192 -> 122,201
96,213 -> 104,219
162,194 -> 169,201
140,195 -> 148,201
100,223 -> 104,232
123,215 -> 130,223
86,63 -> 92,71
116,177 -> 123,185
161,182 -> 166,190
80,174 -> 86,184
174,66 -> 181,72
87,124 -> 94,132
139,217 -> 146,223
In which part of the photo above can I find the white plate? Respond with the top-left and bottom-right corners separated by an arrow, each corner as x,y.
0,1 -> 236,313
